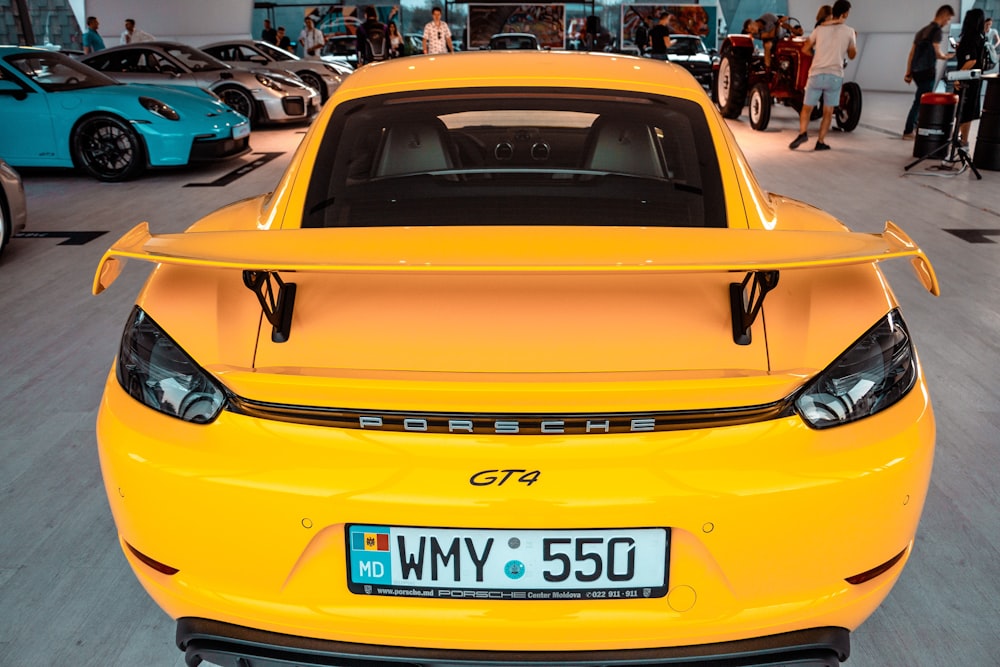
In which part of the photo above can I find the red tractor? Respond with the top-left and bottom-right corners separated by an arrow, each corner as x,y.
713,28 -> 862,132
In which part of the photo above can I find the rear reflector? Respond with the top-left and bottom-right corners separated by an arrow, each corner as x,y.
846,548 -> 906,585
125,541 -> 179,575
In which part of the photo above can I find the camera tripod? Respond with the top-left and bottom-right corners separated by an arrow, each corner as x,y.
904,82 -> 982,180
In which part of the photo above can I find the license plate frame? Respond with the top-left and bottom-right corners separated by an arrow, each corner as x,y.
346,524 -> 670,600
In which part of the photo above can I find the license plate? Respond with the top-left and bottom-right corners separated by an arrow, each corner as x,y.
232,123 -> 250,140
346,525 -> 669,599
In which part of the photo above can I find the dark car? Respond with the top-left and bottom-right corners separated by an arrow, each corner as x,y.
321,36 -> 358,69
488,33 -> 541,51
661,35 -> 716,88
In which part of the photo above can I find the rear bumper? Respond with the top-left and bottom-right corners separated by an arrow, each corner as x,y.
97,373 -> 934,652
177,618 -> 850,667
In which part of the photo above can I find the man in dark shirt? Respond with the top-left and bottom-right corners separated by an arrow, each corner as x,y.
357,6 -> 391,64
276,26 -> 292,52
744,13 -> 803,67
261,19 -> 277,45
902,4 -> 956,138
648,13 -> 673,60
633,18 -> 649,55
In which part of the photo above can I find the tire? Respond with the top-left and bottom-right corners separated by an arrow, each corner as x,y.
716,49 -> 749,119
836,81 -> 863,132
71,114 -> 146,182
748,83 -> 771,131
297,70 -> 326,101
217,85 -> 256,124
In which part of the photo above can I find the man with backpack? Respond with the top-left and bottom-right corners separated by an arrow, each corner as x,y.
902,4 -> 956,139
357,6 -> 391,65
357,5 -> 398,66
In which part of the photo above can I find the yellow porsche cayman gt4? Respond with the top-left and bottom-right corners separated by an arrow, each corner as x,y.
94,51 -> 938,667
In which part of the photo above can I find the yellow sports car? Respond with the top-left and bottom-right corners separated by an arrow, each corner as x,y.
94,52 -> 938,667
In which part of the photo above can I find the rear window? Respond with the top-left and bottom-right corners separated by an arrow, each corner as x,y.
302,88 -> 725,228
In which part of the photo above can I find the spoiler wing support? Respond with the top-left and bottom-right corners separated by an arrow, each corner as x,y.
243,271 -> 297,343
730,270 -> 779,345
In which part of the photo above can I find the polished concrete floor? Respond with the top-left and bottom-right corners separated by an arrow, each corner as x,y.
1,92 -> 998,666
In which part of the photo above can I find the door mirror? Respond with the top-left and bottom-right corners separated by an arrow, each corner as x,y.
0,79 -> 28,100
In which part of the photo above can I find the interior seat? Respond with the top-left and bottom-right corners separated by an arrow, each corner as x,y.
374,119 -> 455,177
582,117 -> 666,178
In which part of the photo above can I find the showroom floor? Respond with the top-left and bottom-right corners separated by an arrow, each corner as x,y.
1,91 -> 998,666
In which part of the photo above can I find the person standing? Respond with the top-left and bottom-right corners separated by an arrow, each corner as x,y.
633,17 -> 649,56
276,26 -> 292,52
815,5 -> 833,29
82,16 -> 105,54
357,6 -> 389,64
789,0 -> 857,151
984,17 -> 999,73
647,13 -> 673,60
299,17 -> 325,59
120,18 -> 155,44
902,5 -> 956,139
954,9 -> 987,146
261,19 -> 277,46
388,22 -> 404,58
422,7 -> 453,54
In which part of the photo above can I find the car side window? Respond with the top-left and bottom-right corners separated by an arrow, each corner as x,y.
148,52 -> 179,75
85,53 -> 110,70
107,50 -> 143,72
211,46 -> 235,61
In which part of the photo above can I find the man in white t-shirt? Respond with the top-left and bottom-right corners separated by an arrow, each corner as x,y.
299,17 -> 325,59
120,18 -> 155,44
789,0 -> 857,151
422,7 -> 453,54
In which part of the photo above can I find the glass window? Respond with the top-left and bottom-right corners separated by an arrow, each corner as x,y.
257,41 -> 296,62
161,44 -> 227,72
5,51 -> 117,91
303,89 -> 725,229
0,0 -> 82,51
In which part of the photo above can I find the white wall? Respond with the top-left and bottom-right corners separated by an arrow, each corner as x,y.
84,0 -> 253,46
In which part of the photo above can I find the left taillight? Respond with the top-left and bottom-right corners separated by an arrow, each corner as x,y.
116,307 -> 226,424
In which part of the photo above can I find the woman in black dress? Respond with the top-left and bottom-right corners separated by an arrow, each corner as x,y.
955,8 -> 987,146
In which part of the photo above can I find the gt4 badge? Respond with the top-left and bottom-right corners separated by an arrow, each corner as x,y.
470,469 -> 540,486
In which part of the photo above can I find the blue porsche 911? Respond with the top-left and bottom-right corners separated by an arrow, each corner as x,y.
0,47 -> 250,181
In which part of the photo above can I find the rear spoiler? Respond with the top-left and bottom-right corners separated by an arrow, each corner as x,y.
93,222 -> 938,344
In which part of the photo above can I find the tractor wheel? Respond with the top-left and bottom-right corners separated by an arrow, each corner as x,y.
748,83 -> 772,131
836,81 -> 863,132
716,50 -> 750,119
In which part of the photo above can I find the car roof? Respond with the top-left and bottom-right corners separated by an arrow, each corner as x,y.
202,39 -> 262,47
88,40 -> 192,54
332,50 -> 704,100
0,45 -> 69,57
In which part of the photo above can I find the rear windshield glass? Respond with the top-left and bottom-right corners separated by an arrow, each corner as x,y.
302,88 -> 725,228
